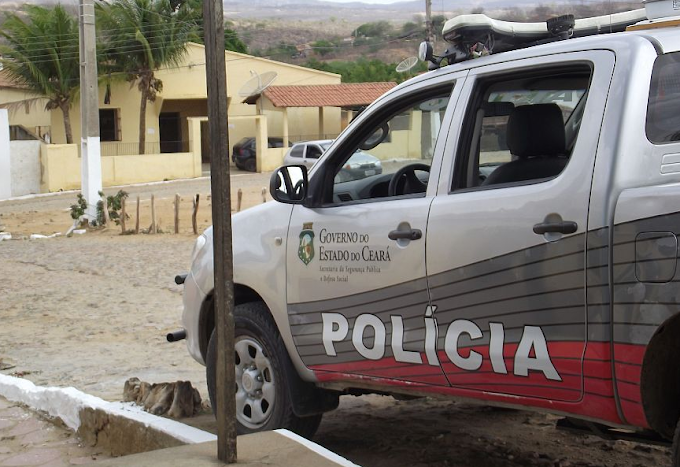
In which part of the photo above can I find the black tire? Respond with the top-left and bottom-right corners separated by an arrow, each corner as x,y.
244,158 -> 257,172
206,301 -> 322,438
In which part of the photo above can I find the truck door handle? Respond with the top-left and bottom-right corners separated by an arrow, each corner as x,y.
388,229 -> 422,241
533,221 -> 578,235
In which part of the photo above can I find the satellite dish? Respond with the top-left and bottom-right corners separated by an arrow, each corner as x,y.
238,71 -> 278,98
396,56 -> 419,73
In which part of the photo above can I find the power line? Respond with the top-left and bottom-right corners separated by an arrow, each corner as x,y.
1,2 -> 425,60
2,28 -> 420,68
2,22 -> 417,62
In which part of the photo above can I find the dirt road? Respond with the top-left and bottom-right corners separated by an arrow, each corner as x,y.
0,175 -> 671,467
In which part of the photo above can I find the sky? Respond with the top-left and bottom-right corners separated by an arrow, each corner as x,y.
322,0 -> 414,3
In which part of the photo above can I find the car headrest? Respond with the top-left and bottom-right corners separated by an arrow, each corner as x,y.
507,103 -> 566,158
482,101 -> 514,117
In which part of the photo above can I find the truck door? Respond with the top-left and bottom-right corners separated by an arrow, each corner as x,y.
426,52 -> 615,402
285,77 -> 465,386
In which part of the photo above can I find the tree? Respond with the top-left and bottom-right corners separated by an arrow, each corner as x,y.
174,0 -> 247,54
96,0 -> 198,154
402,21 -> 424,37
432,15 -> 447,39
311,40 -> 335,57
304,58 -> 425,84
224,26 -> 247,54
354,21 -> 393,39
0,5 -> 80,144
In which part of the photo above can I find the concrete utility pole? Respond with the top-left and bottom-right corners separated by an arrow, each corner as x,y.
425,0 -> 435,44
79,0 -> 102,219
203,0 -> 237,462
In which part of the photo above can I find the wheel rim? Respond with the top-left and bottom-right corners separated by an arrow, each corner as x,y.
234,336 -> 276,429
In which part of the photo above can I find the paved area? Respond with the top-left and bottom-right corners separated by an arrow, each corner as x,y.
85,431 -> 356,467
0,396 -> 108,467
1,174 -> 674,467
0,168 -> 269,215
0,393 -> 356,467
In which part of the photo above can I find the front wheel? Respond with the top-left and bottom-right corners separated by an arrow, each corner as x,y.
206,301 -> 322,438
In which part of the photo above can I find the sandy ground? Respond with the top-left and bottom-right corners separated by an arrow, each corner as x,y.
0,172 -> 672,467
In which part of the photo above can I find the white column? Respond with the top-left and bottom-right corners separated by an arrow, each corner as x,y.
282,108 -> 289,148
0,110 -> 11,200
255,116 -> 268,173
79,0 -> 102,218
81,137 -> 102,212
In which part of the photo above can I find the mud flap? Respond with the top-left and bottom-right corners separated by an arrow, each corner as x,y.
285,359 -> 339,417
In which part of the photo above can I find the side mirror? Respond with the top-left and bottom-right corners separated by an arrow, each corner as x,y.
270,165 -> 308,204
418,41 -> 433,62
359,122 -> 389,150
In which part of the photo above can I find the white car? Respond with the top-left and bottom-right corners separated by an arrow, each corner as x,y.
282,140 -> 333,169
283,140 -> 383,182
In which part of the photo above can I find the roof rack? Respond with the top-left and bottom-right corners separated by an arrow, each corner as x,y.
419,9 -> 648,69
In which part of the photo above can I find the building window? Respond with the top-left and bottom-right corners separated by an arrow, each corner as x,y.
99,109 -> 120,141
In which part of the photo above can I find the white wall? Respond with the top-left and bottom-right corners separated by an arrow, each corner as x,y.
10,141 -> 41,197
0,110 -> 10,200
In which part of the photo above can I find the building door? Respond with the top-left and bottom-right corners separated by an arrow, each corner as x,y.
159,112 -> 181,153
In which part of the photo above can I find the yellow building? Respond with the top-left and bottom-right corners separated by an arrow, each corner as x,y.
0,73 -> 50,140
46,43 -> 342,160
0,43 -> 345,191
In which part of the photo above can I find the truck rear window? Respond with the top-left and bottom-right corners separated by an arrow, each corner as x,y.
647,52 -> 680,144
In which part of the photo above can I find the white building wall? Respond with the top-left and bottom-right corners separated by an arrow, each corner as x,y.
0,110 -> 10,200
9,141 -> 41,197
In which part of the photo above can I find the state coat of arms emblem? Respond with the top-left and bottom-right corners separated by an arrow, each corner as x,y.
298,223 -> 315,265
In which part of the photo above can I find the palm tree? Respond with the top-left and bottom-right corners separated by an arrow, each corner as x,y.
0,5 -> 80,144
96,0 -> 198,154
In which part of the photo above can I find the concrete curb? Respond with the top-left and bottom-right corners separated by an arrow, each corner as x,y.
0,375 -> 362,465
0,374 -> 216,456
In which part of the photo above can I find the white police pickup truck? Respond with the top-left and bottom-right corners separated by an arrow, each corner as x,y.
174,7 -> 680,463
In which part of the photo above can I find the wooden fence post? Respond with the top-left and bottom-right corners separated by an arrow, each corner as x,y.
151,195 -> 157,234
102,196 -> 111,225
135,196 -> 140,234
174,194 -> 180,234
121,197 -> 126,234
192,194 -> 200,235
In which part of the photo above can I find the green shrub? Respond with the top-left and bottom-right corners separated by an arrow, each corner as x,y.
70,193 -> 88,221
96,190 -> 129,226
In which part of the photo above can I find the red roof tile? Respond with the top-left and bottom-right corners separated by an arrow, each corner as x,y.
262,82 -> 396,108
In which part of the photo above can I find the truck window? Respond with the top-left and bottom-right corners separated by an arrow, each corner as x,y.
646,52 -> 680,144
455,66 -> 591,190
327,88 -> 453,202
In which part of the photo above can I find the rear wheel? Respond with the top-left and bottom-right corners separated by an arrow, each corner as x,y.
244,158 -> 257,172
206,301 -> 322,438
